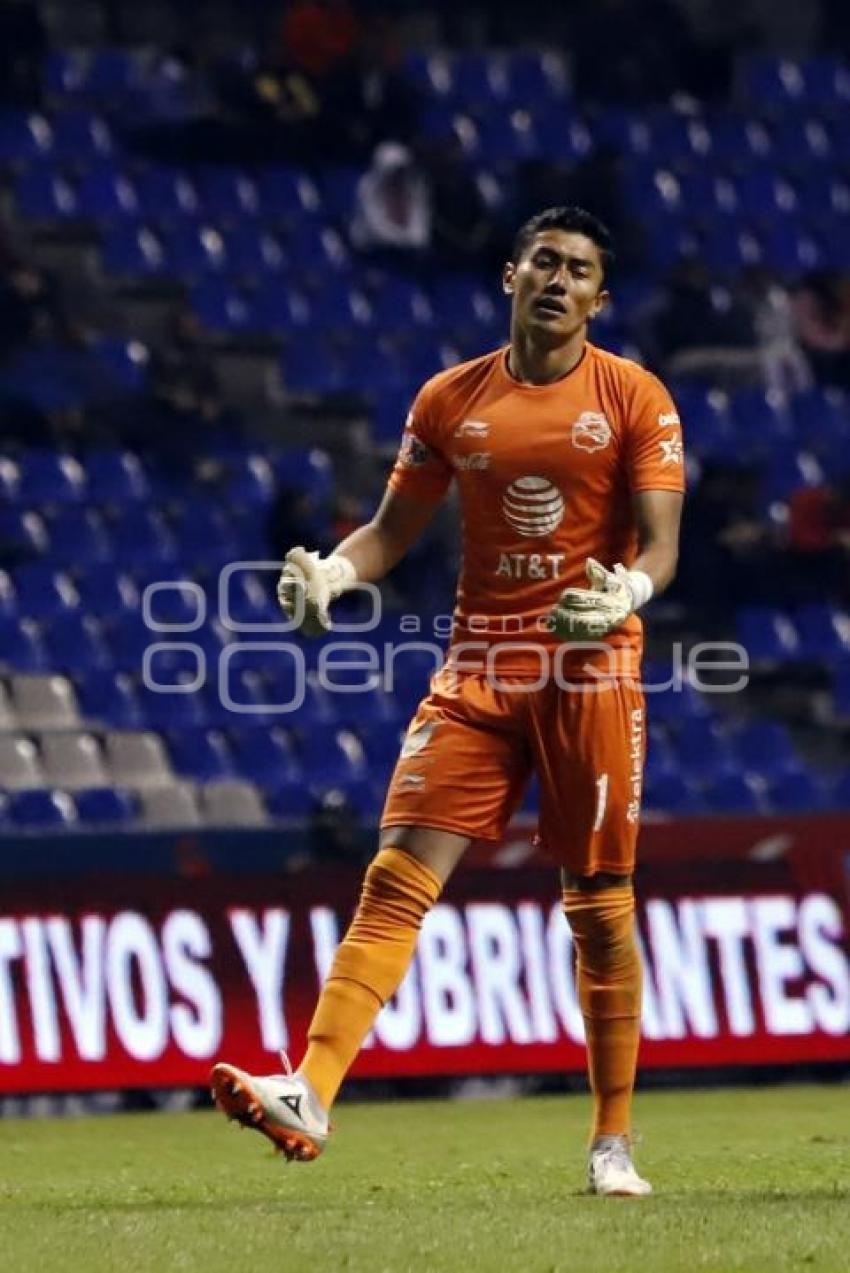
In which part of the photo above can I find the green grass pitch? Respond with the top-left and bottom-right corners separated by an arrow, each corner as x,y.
2,1085 -> 848,1273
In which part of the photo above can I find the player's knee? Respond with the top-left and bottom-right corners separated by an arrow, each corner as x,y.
562,885 -> 638,976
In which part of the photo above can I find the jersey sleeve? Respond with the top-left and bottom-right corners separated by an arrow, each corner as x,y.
624,369 -> 686,494
386,378 -> 454,504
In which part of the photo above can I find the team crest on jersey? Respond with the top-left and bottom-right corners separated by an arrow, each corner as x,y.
398,432 -> 432,468
502,476 -> 565,537
571,411 -> 612,452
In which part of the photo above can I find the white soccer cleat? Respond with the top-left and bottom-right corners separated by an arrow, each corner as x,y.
210,1051 -> 330,1162
587,1135 -> 652,1197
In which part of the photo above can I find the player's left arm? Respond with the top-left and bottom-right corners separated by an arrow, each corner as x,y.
628,487 -> 683,594
552,370 -> 685,641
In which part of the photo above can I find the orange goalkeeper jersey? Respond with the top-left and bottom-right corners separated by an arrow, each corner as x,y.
387,342 -> 685,679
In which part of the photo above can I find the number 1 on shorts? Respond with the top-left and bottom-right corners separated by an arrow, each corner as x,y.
593,773 -> 609,832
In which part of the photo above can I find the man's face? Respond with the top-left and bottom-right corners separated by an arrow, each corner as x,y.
503,229 -> 609,340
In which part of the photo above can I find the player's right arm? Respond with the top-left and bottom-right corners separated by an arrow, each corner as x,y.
278,379 -> 453,635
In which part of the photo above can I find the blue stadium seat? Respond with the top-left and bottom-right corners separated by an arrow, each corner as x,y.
101,222 -> 166,276
195,168 -> 260,219
45,509 -> 111,565
0,109 -> 52,162
75,786 -> 138,825
508,51 -> 569,105
252,284 -> 313,332
0,616 -> 48,671
76,668 -> 143,728
790,385 -> 850,461
740,57 -> 807,109
794,604 -> 850,662
295,724 -> 366,782
228,725 -> 301,786
270,447 -> 333,502
92,339 -> 151,393
12,563 -> 79,618
15,165 -> 78,219
105,611 -> 159,668
222,456 -> 276,507
85,49 -> 146,101
169,499 -> 235,558
167,728 -> 233,780
764,769 -> 826,813
311,284 -> 373,330
730,719 -> 801,777
7,788 -> 76,829
702,772 -> 763,814
74,564 -> 139,617
643,771 -> 703,814
44,50 -> 86,97
310,776 -> 383,819
190,278 -> 256,334
762,447 -> 824,501
137,680 -> 209,730
257,167 -> 321,220
19,451 -> 86,504
161,222 -> 227,278
356,721 -> 405,770
760,222 -> 823,274
76,164 -> 139,220
222,224 -> 286,276
735,170 -> 797,221
107,507 -> 176,563
673,715 -> 735,778
369,278 -> 434,330
772,117 -> 832,165
51,110 -> 114,161
264,779 -> 313,819
736,607 -> 801,664
134,166 -> 200,219
643,663 -> 709,724
280,335 -> 346,395
83,450 -> 150,504
43,611 -> 110,672
0,508 -> 49,557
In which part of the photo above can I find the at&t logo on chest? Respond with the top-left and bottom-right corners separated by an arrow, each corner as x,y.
571,411 -> 612,452
502,476 -> 565,536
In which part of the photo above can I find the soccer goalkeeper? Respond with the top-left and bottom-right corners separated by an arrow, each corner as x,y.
211,206 -> 684,1197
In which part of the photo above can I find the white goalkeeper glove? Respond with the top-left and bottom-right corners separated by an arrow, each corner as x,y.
550,557 -> 653,641
276,546 -> 358,637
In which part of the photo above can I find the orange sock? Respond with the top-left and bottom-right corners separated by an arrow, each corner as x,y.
299,847 -> 442,1110
562,885 -> 642,1142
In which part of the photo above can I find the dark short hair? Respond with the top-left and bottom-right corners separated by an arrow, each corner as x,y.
511,206 -> 614,274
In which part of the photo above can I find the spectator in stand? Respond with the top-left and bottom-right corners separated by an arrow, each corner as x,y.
738,265 -> 811,396
279,0 -> 360,80
317,12 -> 419,162
647,259 -> 763,385
424,138 -> 506,270
792,271 -> 850,390
351,143 -> 431,264
672,462 -> 777,619
785,478 -> 850,603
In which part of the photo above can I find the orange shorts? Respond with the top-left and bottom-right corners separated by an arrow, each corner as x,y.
381,668 -> 646,876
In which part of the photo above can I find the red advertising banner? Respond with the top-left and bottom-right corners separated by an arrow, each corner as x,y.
1,816 -> 849,1093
